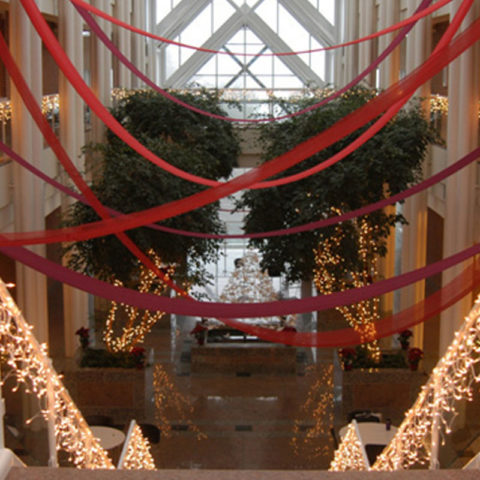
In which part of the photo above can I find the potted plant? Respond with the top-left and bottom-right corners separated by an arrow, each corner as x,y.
398,329 -> 413,350
338,348 -> 357,371
407,347 -> 424,371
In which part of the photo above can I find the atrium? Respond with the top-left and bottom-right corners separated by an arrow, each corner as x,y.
0,0 -> 479,476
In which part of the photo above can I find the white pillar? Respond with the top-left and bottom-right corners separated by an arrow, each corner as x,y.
358,0 -> 375,86
146,0 -> 158,83
398,0 -> 432,349
378,0 -> 399,89
439,1 -> 478,356
9,0 -> 49,344
114,0 -> 132,89
131,0 -> 146,89
91,0 -> 112,144
58,0 -> 90,358
343,0 -> 359,87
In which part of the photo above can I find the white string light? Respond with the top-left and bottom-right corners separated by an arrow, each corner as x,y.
329,293 -> 480,471
118,421 -> 155,470
0,279 -> 114,469
329,421 -> 368,471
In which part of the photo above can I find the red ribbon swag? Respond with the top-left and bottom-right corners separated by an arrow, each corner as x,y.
1,0 -> 478,348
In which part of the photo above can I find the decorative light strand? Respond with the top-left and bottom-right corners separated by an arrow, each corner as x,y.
372,294 -> 480,470
291,364 -> 334,460
329,421 -> 368,471
314,210 -> 381,361
0,278 -> 113,469
118,420 -> 155,470
103,250 -> 172,353
153,364 -> 206,440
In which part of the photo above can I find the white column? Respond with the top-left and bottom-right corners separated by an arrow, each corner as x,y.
398,0 -> 432,349
343,0 -> 359,87
90,0 -> 112,144
114,0 -> 132,89
439,1 -> 478,356
358,0 -> 375,86
9,0 -> 49,344
58,0 -> 90,358
377,0 -> 399,89
146,0 -> 157,83
131,0 -> 146,89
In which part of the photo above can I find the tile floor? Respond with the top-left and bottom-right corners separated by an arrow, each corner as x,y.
142,320 -> 339,470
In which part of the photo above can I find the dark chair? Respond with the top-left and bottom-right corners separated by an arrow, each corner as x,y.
347,410 -> 381,423
84,415 -> 113,427
330,427 -> 339,449
138,423 -> 160,444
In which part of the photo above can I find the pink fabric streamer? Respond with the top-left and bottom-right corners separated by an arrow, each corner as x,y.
0,240 -> 478,318
4,4 -> 480,246
70,0 -> 451,57
2,138 -> 478,241
75,0 -> 431,124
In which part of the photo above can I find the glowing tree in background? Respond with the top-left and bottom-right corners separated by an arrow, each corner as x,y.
104,250 -> 174,353
220,249 -> 283,326
314,211 -> 381,361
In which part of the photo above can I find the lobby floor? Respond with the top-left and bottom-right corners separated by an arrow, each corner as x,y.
142,320 -> 338,470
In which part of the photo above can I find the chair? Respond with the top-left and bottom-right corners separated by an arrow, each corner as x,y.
347,410 -> 381,423
84,415 -> 113,427
138,423 -> 160,444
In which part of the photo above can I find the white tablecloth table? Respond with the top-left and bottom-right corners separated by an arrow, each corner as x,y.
90,426 -> 126,450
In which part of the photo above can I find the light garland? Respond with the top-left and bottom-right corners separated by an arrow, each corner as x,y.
291,364 -> 334,460
153,364 -> 206,440
220,248 -> 295,327
372,294 -> 480,470
314,210 -> 381,361
0,94 -> 60,125
0,278 -> 113,469
118,420 -> 155,470
329,421 -> 368,471
103,250 -> 172,353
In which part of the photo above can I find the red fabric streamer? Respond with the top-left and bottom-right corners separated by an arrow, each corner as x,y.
76,0 -> 430,125
0,240 -> 479,318
2,138 -> 478,242
0,30 -> 185,296
3,7 -> 480,246
19,0 -> 427,191
70,0 -> 451,57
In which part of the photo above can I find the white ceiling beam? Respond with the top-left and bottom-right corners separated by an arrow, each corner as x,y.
278,0 -> 336,46
246,10 -> 325,88
163,9 -> 247,88
156,0 -> 212,39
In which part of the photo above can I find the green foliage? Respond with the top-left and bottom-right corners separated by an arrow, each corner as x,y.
79,347 -> 145,369
63,89 -> 240,286
237,87 -> 437,282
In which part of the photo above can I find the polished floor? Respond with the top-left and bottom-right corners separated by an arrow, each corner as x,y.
142,319 -> 338,470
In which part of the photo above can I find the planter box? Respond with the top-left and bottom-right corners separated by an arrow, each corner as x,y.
63,367 -> 147,425
341,368 -> 427,426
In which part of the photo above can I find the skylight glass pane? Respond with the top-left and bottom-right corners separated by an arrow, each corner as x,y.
273,57 -> 292,75
274,75 -> 303,89
213,0 -> 235,31
319,0 -> 335,24
249,55 -> 273,75
278,5 -> 309,51
217,54 -> 242,75
254,0 -> 277,32
197,56 -> 217,75
181,5 -> 212,47
165,44 -> 180,78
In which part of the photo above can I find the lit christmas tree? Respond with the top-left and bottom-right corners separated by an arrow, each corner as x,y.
314,210 -> 381,362
220,248 -> 288,326
103,250 -> 174,352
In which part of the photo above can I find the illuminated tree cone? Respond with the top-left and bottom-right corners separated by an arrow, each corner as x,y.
220,248 -> 285,325
104,250 -> 173,353
314,211 -> 381,362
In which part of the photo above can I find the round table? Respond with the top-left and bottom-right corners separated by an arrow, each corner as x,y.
90,426 -> 126,450
339,421 -> 398,446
